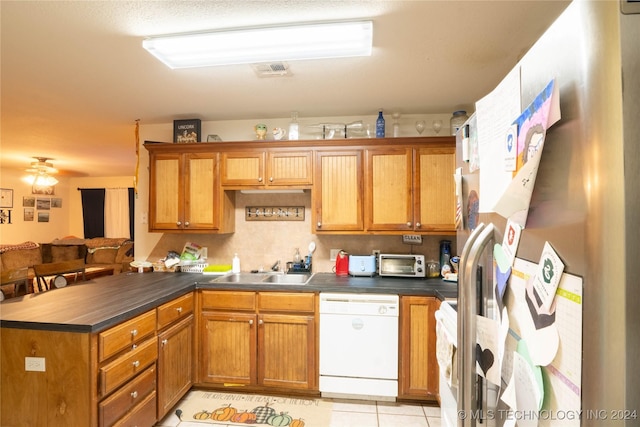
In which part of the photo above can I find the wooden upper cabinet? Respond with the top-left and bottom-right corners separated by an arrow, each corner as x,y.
365,144 -> 456,233
220,151 -> 265,186
185,153 -> 220,230
414,146 -> 456,232
147,148 -> 234,233
267,151 -> 313,186
313,149 -> 363,232
365,147 -> 413,231
149,152 -> 182,231
221,150 -> 312,188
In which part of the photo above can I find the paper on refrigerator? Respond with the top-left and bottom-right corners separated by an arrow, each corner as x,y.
493,79 -> 561,227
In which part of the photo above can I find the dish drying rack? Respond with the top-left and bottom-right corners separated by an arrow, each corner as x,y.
179,260 -> 208,273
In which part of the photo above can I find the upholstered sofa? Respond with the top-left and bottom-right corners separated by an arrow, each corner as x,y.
0,238 -> 133,298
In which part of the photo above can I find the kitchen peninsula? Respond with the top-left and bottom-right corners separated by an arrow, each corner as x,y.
0,271 -> 456,426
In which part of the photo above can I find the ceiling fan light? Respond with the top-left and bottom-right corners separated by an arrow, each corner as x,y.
143,20 -> 373,69
23,157 -> 59,186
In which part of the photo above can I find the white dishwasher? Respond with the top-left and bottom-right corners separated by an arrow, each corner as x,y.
319,293 -> 399,400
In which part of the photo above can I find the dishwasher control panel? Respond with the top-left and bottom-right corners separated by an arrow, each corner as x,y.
319,293 -> 399,316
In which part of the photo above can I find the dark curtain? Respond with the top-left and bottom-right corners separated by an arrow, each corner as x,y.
128,188 -> 135,240
80,189 -> 105,238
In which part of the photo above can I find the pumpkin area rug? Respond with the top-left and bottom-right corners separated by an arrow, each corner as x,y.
176,390 -> 333,427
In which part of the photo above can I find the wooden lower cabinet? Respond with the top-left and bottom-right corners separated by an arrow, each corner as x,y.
156,293 -> 195,419
198,290 -> 317,392
157,314 -> 194,419
258,312 -> 316,390
399,296 -> 440,400
200,310 -> 257,384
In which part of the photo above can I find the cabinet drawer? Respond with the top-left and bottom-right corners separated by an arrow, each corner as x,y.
112,390 -> 157,427
99,310 -> 157,362
99,364 -> 156,427
258,292 -> 315,313
100,337 -> 158,397
157,292 -> 194,330
201,290 -> 256,310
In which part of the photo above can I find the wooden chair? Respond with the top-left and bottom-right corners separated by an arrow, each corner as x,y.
0,267 -> 30,300
33,259 -> 86,292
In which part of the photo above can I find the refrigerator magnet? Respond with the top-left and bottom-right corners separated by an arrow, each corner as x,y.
532,242 -> 565,311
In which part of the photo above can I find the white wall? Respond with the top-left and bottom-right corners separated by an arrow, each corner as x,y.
0,171 -> 133,244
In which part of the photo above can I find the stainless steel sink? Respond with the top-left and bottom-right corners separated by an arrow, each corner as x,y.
209,272 -> 313,285
262,274 -> 312,284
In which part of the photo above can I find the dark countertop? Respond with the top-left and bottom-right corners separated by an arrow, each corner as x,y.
0,271 -> 457,333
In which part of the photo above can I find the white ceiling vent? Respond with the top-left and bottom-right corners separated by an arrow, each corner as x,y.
251,62 -> 293,77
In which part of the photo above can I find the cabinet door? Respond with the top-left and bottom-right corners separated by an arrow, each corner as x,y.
365,148 -> 413,231
399,296 -> 439,400
266,151 -> 313,186
313,150 -> 363,232
149,153 -> 183,230
157,314 -> 194,419
221,152 -> 265,186
184,153 -> 219,230
414,147 -> 456,232
199,311 -> 257,385
257,313 -> 316,390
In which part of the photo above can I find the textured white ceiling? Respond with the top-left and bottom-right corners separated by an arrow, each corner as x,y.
0,0 -> 570,177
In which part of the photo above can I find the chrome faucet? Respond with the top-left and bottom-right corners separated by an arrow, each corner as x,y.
270,260 -> 281,272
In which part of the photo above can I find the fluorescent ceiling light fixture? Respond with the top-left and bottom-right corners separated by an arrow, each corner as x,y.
143,20 -> 373,68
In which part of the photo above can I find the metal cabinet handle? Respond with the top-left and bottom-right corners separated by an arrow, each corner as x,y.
132,360 -> 140,368
415,222 -> 421,228
184,221 -> 190,227
269,177 -> 274,182
176,221 -> 182,226
317,222 -> 322,228
259,319 -> 264,325
131,329 -> 138,337
131,391 -> 138,399
249,319 -> 254,325
176,307 -> 183,313
406,221 -> 412,227
258,177 -> 263,182
161,339 -> 168,346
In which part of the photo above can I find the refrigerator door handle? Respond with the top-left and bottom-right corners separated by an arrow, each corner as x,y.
458,223 -> 495,427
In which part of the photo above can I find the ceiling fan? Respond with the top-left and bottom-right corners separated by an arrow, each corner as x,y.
23,157 -> 59,186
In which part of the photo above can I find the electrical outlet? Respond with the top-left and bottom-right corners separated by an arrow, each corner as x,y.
402,234 -> 423,245
25,357 -> 45,372
329,249 -> 341,261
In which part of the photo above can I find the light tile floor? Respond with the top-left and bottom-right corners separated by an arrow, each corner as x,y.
156,390 -> 441,427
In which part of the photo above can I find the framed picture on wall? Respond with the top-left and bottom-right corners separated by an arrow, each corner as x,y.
36,198 -> 51,210
37,211 -> 49,222
24,208 -> 34,221
32,185 -> 55,195
174,119 -> 201,143
0,188 -> 13,208
51,198 -> 63,208
23,196 -> 35,207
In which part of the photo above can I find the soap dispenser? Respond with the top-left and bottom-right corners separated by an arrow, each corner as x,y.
232,253 -> 241,273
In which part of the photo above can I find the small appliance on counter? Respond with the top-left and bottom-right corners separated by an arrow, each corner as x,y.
335,250 -> 349,276
378,254 -> 426,278
348,255 -> 377,277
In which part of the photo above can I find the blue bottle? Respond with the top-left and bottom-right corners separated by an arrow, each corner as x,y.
376,110 -> 385,138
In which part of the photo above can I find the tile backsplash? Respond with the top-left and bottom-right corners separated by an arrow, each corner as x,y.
147,191 -> 456,273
